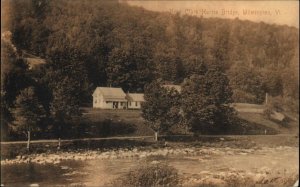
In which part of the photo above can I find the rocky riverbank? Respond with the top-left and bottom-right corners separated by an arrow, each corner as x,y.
1,146 -> 223,165
181,167 -> 298,187
0,145 -> 295,165
1,145 -> 298,187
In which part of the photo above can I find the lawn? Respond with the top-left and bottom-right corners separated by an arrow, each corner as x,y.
80,108 -> 154,137
79,107 -> 298,137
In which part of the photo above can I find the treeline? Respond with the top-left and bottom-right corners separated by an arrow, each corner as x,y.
4,0 -> 299,96
1,0 -> 299,139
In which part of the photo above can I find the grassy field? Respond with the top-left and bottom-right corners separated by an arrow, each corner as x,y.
80,108 -> 154,136
80,107 -> 298,136
238,112 -> 299,134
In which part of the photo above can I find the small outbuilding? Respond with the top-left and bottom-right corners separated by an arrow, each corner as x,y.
126,93 -> 145,109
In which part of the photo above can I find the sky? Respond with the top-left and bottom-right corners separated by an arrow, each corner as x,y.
124,1 -> 299,28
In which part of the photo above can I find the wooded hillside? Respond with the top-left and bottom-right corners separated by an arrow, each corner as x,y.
2,0 -> 299,116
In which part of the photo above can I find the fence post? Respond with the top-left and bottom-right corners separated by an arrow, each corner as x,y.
58,138 -> 61,150
27,130 -> 30,150
154,131 -> 158,141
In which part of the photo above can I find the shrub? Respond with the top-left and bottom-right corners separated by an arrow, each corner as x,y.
110,162 -> 180,187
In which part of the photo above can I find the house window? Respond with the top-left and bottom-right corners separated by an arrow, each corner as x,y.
129,102 -> 131,106
120,102 -> 123,106
135,102 -> 138,106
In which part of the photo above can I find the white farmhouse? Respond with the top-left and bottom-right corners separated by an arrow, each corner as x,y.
126,93 -> 145,109
92,87 -> 127,109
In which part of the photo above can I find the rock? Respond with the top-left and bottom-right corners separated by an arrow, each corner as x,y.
132,148 -> 138,152
139,153 -> 147,158
203,177 -> 226,185
151,161 -> 160,164
253,174 -> 266,183
61,166 -> 69,170
226,151 -> 234,155
259,167 -> 271,174
29,184 -> 39,187
199,171 -> 212,175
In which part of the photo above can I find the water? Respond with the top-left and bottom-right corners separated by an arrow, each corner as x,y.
1,147 -> 298,186
1,159 -> 138,186
2,156 -> 205,186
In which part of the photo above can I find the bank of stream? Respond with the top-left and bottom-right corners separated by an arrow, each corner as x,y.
1,144 -> 298,187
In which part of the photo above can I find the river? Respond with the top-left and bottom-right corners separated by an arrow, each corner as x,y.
1,146 -> 298,186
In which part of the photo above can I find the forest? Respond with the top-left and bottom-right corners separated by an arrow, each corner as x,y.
1,0 -> 299,139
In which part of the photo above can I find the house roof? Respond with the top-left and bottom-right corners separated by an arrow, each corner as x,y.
162,84 -> 182,93
126,93 -> 145,102
93,87 -> 127,101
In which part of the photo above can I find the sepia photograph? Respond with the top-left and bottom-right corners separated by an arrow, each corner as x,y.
1,0 -> 299,186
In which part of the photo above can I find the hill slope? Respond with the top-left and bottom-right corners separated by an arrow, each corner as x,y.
81,107 -> 298,136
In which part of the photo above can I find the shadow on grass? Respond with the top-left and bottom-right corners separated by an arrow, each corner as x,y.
68,118 -> 137,138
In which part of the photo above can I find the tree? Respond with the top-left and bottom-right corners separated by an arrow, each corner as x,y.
11,87 -> 46,148
106,46 -> 136,90
142,80 -> 182,137
106,33 -> 155,92
39,49 -> 90,140
181,65 -> 234,134
212,25 -> 231,71
1,35 -> 31,140
228,64 -> 265,104
182,17 -> 207,77
261,69 -> 283,97
50,76 -> 82,140
154,45 -> 184,83
46,49 -> 92,103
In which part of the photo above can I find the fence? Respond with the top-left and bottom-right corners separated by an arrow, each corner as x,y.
1,133 -> 296,145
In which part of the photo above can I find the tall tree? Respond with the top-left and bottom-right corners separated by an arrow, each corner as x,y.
50,75 -> 82,139
261,70 -> 283,97
11,87 -> 46,147
106,46 -> 135,91
45,51 -> 90,138
181,65 -> 234,134
1,36 -> 31,139
154,45 -> 184,83
212,25 -> 230,71
142,80 -> 182,136
229,64 -> 265,104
